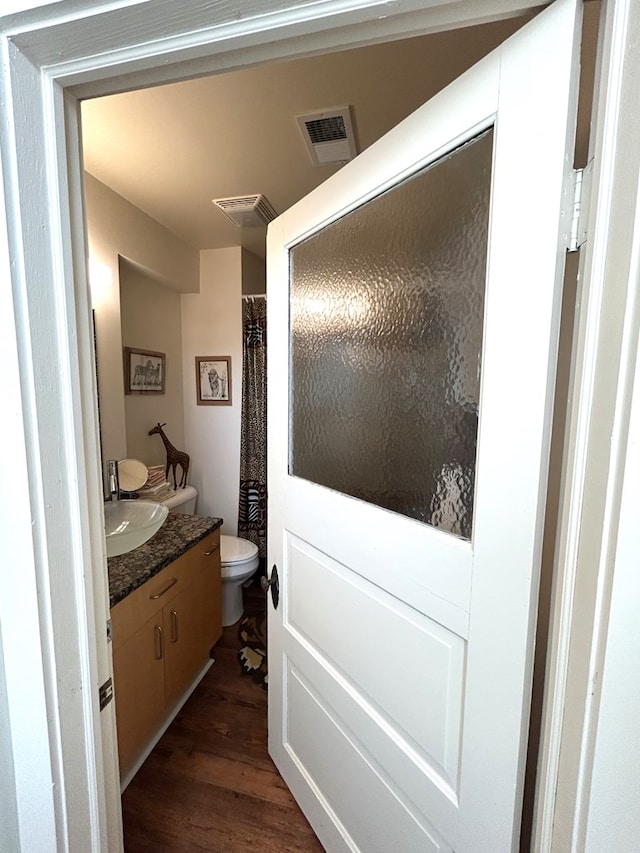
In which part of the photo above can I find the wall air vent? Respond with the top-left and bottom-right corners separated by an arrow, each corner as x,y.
296,107 -> 358,167
212,194 -> 277,227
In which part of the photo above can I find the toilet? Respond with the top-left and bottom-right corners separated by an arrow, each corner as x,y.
160,484 -> 198,515
160,486 -> 258,626
220,535 -> 259,626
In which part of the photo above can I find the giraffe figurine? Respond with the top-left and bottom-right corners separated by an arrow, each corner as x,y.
148,422 -> 190,490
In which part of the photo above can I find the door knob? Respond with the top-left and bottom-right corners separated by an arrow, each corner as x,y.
261,565 -> 280,610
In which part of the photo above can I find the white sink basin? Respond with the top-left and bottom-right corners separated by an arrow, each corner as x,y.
104,500 -> 169,558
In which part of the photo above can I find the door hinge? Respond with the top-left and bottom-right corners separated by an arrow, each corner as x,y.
106,617 -> 112,643
568,160 -> 593,252
99,677 -> 113,711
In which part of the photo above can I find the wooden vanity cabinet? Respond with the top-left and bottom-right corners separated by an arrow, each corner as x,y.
110,528 -> 221,781
198,530 -> 223,645
111,615 -> 165,778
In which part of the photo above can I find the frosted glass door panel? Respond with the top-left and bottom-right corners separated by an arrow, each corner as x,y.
290,129 -> 493,539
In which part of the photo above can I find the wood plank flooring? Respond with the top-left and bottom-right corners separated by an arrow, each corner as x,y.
121,584 -> 323,852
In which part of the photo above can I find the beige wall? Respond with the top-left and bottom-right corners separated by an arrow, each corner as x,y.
119,260 -> 185,467
84,173 -> 199,476
242,248 -> 266,295
182,248 -> 243,531
85,173 -> 199,297
86,176 -> 248,522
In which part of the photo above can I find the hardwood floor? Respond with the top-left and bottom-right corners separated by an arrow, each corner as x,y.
121,583 -> 323,852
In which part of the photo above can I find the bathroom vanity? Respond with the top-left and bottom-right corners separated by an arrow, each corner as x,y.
107,513 -> 223,786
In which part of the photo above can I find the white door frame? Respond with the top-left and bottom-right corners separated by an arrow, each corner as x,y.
534,0 -> 640,850
0,0 -> 634,850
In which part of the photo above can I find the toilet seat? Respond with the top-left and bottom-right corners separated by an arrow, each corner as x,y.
221,534 -> 258,564
219,535 -> 259,625
220,535 -> 259,579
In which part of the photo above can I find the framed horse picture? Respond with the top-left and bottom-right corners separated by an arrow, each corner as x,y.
196,356 -> 232,406
124,347 -> 165,394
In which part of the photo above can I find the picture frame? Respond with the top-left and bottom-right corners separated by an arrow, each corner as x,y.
196,356 -> 232,406
124,347 -> 165,394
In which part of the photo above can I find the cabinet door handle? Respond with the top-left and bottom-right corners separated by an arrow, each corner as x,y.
149,577 -> 178,599
170,609 -> 179,643
203,547 -> 218,556
154,625 -> 164,660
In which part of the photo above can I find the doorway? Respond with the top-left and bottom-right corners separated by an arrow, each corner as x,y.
0,3 -> 608,848
82,15 -> 544,844
91,16 -> 596,846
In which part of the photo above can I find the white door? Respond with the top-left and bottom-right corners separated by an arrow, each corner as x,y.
266,1 -> 581,850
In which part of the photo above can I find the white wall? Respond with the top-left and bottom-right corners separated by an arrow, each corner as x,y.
119,260 -> 185,467
583,305 -> 640,851
0,632 -> 19,852
182,248 -> 243,531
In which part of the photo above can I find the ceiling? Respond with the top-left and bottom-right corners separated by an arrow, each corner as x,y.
80,15 -> 533,260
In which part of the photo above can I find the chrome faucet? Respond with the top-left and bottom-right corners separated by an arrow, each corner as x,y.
107,460 -> 120,502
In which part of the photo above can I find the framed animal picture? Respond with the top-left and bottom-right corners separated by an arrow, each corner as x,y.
124,347 -> 165,394
196,356 -> 232,406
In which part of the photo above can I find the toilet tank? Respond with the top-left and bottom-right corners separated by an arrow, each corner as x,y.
160,485 -> 198,515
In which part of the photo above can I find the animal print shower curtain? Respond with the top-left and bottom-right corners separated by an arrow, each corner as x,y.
238,296 -> 267,559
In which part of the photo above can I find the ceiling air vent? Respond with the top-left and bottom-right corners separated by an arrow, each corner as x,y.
296,107 -> 358,167
212,194 -> 277,227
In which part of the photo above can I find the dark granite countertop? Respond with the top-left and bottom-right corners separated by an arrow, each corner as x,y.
107,512 -> 222,608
